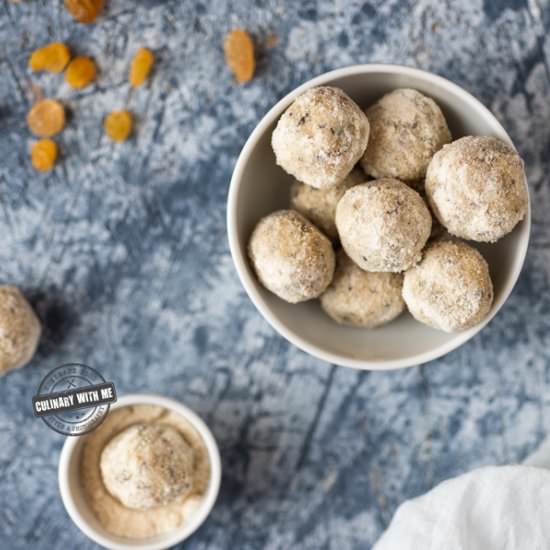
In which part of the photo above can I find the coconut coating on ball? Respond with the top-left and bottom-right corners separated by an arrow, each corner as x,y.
0,286 -> 41,375
272,86 -> 370,189
321,251 -> 405,327
248,210 -> 335,303
425,136 -> 528,242
360,88 -> 451,182
100,423 -> 195,510
290,167 -> 366,240
335,179 -> 432,272
403,239 -> 494,332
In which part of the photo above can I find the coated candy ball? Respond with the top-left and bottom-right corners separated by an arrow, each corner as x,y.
403,239 -> 494,332
0,287 -> 41,375
360,88 -> 451,182
321,251 -> 404,328
290,167 -> 365,240
100,424 -> 195,510
425,136 -> 528,242
272,86 -> 370,189
336,179 -> 432,272
248,210 -> 335,303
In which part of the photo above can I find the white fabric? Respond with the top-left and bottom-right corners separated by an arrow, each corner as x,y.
373,465 -> 550,550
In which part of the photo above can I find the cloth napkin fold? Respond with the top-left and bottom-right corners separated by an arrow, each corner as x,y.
373,464 -> 550,550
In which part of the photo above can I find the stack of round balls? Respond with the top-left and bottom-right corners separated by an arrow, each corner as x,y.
248,86 -> 528,333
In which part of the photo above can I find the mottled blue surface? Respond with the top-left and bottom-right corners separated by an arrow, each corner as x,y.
1,0 -> 550,548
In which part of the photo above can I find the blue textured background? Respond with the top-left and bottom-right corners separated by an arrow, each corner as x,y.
1,0 -> 549,548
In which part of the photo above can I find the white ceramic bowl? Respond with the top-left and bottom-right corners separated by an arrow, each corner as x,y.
58,393 -> 222,550
227,64 -> 530,370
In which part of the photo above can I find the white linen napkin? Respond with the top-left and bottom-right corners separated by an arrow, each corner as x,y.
373,464 -> 550,550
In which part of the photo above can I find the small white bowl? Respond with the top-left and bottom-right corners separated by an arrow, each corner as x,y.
58,393 -> 222,550
227,64 -> 531,370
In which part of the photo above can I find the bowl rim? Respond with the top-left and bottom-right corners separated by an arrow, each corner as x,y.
226,63 -> 531,370
58,393 -> 222,550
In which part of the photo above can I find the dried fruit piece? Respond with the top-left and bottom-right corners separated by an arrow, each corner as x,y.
64,0 -> 104,23
224,29 -> 255,84
129,48 -> 154,87
28,42 -> 70,73
31,139 -> 58,172
104,110 -> 133,142
65,56 -> 97,89
27,99 -> 65,137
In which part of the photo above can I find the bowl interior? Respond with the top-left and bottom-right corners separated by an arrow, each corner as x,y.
229,66 -> 530,369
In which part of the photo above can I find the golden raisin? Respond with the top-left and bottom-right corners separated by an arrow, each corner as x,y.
129,48 -> 154,87
65,57 -> 97,89
31,139 -> 58,172
28,42 -> 70,73
104,110 -> 133,142
64,0 -> 104,23
224,29 -> 255,84
27,99 -> 65,138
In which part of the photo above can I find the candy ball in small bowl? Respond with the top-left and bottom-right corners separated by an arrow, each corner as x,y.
58,393 -> 222,550
227,64 -> 530,370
